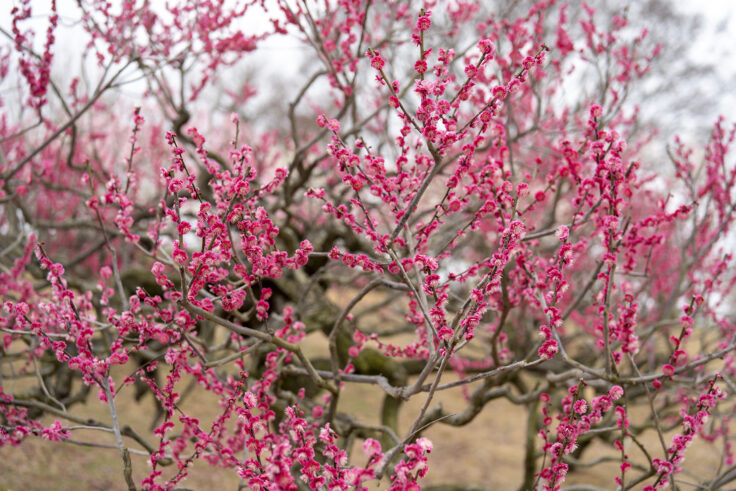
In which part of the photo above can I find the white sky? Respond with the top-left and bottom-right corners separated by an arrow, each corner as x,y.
679,0 -> 736,118
2,0 -> 735,133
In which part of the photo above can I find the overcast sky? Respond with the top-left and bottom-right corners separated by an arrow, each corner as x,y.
3,0 -> 735,137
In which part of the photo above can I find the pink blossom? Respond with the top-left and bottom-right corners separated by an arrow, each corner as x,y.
327,119 -> 341,132
539,339 -> 558,359
609,385 -> 624,400
416,15 -> 431,32
556,225 -> 570,241
414,60 -> 428,74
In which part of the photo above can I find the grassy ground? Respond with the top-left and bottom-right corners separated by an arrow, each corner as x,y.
0,366 -> 725,490
0,328 -> 726,490
0,378 -> 531,490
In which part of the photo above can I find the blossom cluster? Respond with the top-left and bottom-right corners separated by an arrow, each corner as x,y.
1,0 -> 735,489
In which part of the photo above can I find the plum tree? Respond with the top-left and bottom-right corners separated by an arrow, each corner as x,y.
1,1 -> 735,489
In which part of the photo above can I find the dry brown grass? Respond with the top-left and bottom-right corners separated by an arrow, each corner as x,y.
0,358 -> 726,491
0,309 -> 727,490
